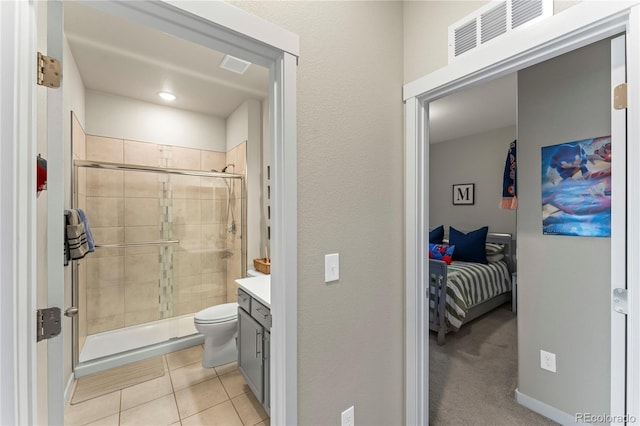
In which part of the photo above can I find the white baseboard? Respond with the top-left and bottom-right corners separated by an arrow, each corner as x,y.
515,388 -> 588,426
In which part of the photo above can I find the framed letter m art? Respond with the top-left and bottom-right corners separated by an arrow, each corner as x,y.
453,183 -> 475,205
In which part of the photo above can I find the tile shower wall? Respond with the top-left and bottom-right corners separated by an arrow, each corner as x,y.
225,142 -> 247,303
82,136 -> 237,335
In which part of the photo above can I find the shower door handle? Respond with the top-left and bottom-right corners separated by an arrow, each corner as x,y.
64,307 -> 79,317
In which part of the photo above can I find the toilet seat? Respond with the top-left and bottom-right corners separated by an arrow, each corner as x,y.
194,302 -> 238,324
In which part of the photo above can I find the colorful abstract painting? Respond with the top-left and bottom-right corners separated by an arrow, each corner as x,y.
541,136 -> 611,237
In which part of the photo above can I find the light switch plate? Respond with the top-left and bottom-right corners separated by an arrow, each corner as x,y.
325,253 -> 339,282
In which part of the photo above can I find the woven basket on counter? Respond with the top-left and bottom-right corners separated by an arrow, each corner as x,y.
253,258 -> 271,274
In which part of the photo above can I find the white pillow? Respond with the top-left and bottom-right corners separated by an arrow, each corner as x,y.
487,253 -> 505,263
485,242 -> 505,255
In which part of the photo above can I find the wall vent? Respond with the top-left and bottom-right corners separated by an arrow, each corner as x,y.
511,0 -> 544,28
481,2 -> 507,44
454,19 -> 477,57
448,0 -> 552,63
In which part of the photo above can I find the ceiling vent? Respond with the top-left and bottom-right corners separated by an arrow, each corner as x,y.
220,54 -> 251,75
448,0 -> 552,63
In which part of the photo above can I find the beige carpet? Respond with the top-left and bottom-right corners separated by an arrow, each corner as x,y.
429,305 -> 559,425
71,356 -> 165,404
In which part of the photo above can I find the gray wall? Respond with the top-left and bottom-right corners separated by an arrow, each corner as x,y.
517,39 -> 611,415
226,99 -> 263,264
230,2 -> 405,425
429,126 -> 517,235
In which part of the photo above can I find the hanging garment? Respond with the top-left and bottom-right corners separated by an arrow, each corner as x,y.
66,209 -> 89,260
77,208 -> 95,253
500,140 -> 518,209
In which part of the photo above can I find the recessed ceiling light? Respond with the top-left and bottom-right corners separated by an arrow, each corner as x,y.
158,91 -> 176,101
220,54 -> 251,75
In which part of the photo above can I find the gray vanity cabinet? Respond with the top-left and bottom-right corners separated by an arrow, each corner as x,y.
237,288 -> 271,414
238,307 -> 263,402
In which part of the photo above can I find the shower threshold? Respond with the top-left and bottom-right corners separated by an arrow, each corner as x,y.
75,314 -> 203,378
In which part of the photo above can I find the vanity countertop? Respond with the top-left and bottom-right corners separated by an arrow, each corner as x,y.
235,275 -> 271,308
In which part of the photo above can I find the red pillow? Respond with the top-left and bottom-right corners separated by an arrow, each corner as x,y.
428,243 -> 456,265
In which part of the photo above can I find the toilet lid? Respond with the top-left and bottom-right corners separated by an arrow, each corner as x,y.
195,302 -> 238,324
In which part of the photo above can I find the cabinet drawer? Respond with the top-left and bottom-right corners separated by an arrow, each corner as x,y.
251,299 -> 271,330
237,288 -> 251,312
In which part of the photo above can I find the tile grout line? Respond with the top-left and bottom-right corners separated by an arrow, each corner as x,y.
170,380 -> 181,425
166,353 -> 189,423
118,389 -> 123,426
76,350 -> 251,425
225,389 -> 247,426
180,395 -> 235,423
176,361 -> 243,423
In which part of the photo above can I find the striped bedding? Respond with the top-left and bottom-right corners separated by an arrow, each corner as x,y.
432,260 -> 511,331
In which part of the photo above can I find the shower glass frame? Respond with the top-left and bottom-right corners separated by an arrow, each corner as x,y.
71,159 -> 246,370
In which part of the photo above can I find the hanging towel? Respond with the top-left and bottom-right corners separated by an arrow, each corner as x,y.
77,209 -> 95,253
66,209 -> 90,260
500,140 -> 518,209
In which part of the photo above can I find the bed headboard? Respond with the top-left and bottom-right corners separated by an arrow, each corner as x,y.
430,227 -> 516,273
486,232 -> 515,274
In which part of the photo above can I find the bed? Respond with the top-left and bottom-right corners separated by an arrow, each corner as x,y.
429,232 -> 515,345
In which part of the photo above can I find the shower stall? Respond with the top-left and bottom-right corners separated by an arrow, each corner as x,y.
71,159 -> 245,376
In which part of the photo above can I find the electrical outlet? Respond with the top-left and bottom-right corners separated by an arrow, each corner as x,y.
341,406 -> 354,426
540,349 -> 556,373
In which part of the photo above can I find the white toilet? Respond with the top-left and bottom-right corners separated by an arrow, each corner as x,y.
194,302 -> 238,368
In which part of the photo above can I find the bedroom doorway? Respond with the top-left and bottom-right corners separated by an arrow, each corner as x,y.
404,3 -> 639,424
426,73 -> 523,424
427,35 -> 625,424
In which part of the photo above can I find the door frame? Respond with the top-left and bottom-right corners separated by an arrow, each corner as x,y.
403,2 -> 640,424
3,1 -> 299,424
610,33 -> 628,424
0,1 -> 39,425
72,6 -> 299,425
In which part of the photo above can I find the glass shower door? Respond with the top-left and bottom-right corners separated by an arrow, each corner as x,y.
73,162 -> 245,366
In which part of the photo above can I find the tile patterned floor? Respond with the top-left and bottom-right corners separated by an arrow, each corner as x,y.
65,345 -> 270,426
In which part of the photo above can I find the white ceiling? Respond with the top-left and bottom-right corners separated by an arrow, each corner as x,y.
64,2 -> 515,140
63,2 -> 269,118
428,73 -> 517,144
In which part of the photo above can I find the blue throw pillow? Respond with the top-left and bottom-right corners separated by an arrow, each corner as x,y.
449,226 -> 489,264
429,225 -> 444,244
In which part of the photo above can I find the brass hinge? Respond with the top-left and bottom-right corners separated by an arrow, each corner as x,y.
37,52 -> 61,88
613,83 -> 627,110
36,307 -> 61,342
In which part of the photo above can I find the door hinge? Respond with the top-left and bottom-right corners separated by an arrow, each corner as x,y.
37,307 -> 61,342
37,52 -> 61,88
613,83 -> 627,110
612,288 -> 628,315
